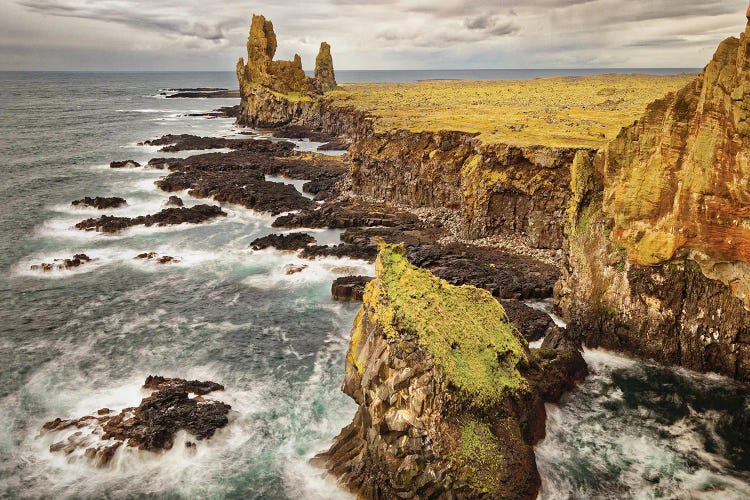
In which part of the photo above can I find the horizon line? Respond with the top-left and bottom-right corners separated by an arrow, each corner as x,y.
0,67 -> 702,73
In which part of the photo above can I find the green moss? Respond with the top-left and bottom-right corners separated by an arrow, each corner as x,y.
368,242 -> 529,403
456,417 -> 524,494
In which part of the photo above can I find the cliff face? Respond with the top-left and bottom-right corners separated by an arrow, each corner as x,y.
316,243 -> 586,499
559,16 -> 750,381
351,131 -> 580,248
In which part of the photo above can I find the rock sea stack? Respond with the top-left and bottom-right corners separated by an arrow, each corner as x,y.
314,243 -> 586,499
236,15 -> 335,97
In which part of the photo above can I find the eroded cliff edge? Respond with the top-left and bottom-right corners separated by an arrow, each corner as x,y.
313,243 -> 586,498
557,15 -> 750,381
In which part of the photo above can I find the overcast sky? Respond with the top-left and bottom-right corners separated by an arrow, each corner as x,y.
0,0 -> 747,71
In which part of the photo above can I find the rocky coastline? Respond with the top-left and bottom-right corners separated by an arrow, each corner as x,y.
41,8 -> 750,495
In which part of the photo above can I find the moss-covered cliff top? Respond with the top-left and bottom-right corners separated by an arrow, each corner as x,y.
326,74 -> 696,147
365,242 -> 529,403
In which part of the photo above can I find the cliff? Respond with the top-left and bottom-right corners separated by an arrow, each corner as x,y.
350,131 -> 578,248
558,12 -> 750,381
315,243 -> 586,499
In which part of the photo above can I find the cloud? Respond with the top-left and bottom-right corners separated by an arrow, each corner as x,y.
1,0 -> 748,70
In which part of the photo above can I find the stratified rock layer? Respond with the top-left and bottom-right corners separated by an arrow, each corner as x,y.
316,243 -> 586,499
558,15 -> 750,381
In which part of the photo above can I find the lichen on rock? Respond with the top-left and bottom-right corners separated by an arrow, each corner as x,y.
558,10 -> 750,381
315,242 -> 586,499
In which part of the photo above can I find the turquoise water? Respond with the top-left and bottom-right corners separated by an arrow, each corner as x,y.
0,71 -> 748,499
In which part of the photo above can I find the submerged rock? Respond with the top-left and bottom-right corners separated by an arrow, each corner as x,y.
75,205 -> 226,233
249,232 -> 316,251
72,197 -> 127,210
134,252 -> 181,264
31,254 -> 92,272
314,243 -> 586,499
42,376 -> 230,466
110,160 -> 141,169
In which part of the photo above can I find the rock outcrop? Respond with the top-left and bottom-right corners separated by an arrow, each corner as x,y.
558,12 -> 750,381
75,205 -> 226,233
236,15 -> 336,98
315,243 -> 586,499
42,376 -> 230,466
314,42 -> 337,92
72,197 -> 127,210
31,254 -> 93,272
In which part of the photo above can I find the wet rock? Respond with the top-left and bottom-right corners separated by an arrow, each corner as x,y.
165,195 -> 184,207
249,232 -> 316,251
149,147 -> 344,213
300,244 -> 378,262
165,89 -> 239,98
271,125 -> 334,143
500,299 -> 559,342
134,252 -> 181,264
42,376 -> 230,465
31,254 -> 92,272
541,325 -> 583,353
284,264 -> 308,275
110,160 -> 141,169
72,196 -> 127,210
146,158 -> 174,169
331,276 -> 373,301
186,105 -> 240,118
140,134 -> 295,154
142,375 -> 224,395
75,205 -> 226,233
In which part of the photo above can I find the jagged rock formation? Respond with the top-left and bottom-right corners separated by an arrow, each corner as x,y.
315,243 -> 586,499
236,15 -> 336,99
558,12 -> 750,381
41,376 -> 230,466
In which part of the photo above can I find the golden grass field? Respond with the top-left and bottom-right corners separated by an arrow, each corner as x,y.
327,74 -> 697,147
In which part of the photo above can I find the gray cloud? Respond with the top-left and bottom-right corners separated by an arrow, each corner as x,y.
0,0 -> 747,71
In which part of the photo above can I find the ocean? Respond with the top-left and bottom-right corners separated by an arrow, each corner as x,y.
0,71 -> 748,499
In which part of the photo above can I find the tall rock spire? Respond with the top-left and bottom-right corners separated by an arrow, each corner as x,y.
314,42 -> 337,92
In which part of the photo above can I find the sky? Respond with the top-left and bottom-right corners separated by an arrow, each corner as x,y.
0,0 -> 748,71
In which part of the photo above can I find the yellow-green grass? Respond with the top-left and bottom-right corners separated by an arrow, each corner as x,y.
326,74 -> 697,147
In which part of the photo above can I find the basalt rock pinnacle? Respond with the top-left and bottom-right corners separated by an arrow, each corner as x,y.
315,243 -> 586,499
236,14 -> 336,97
